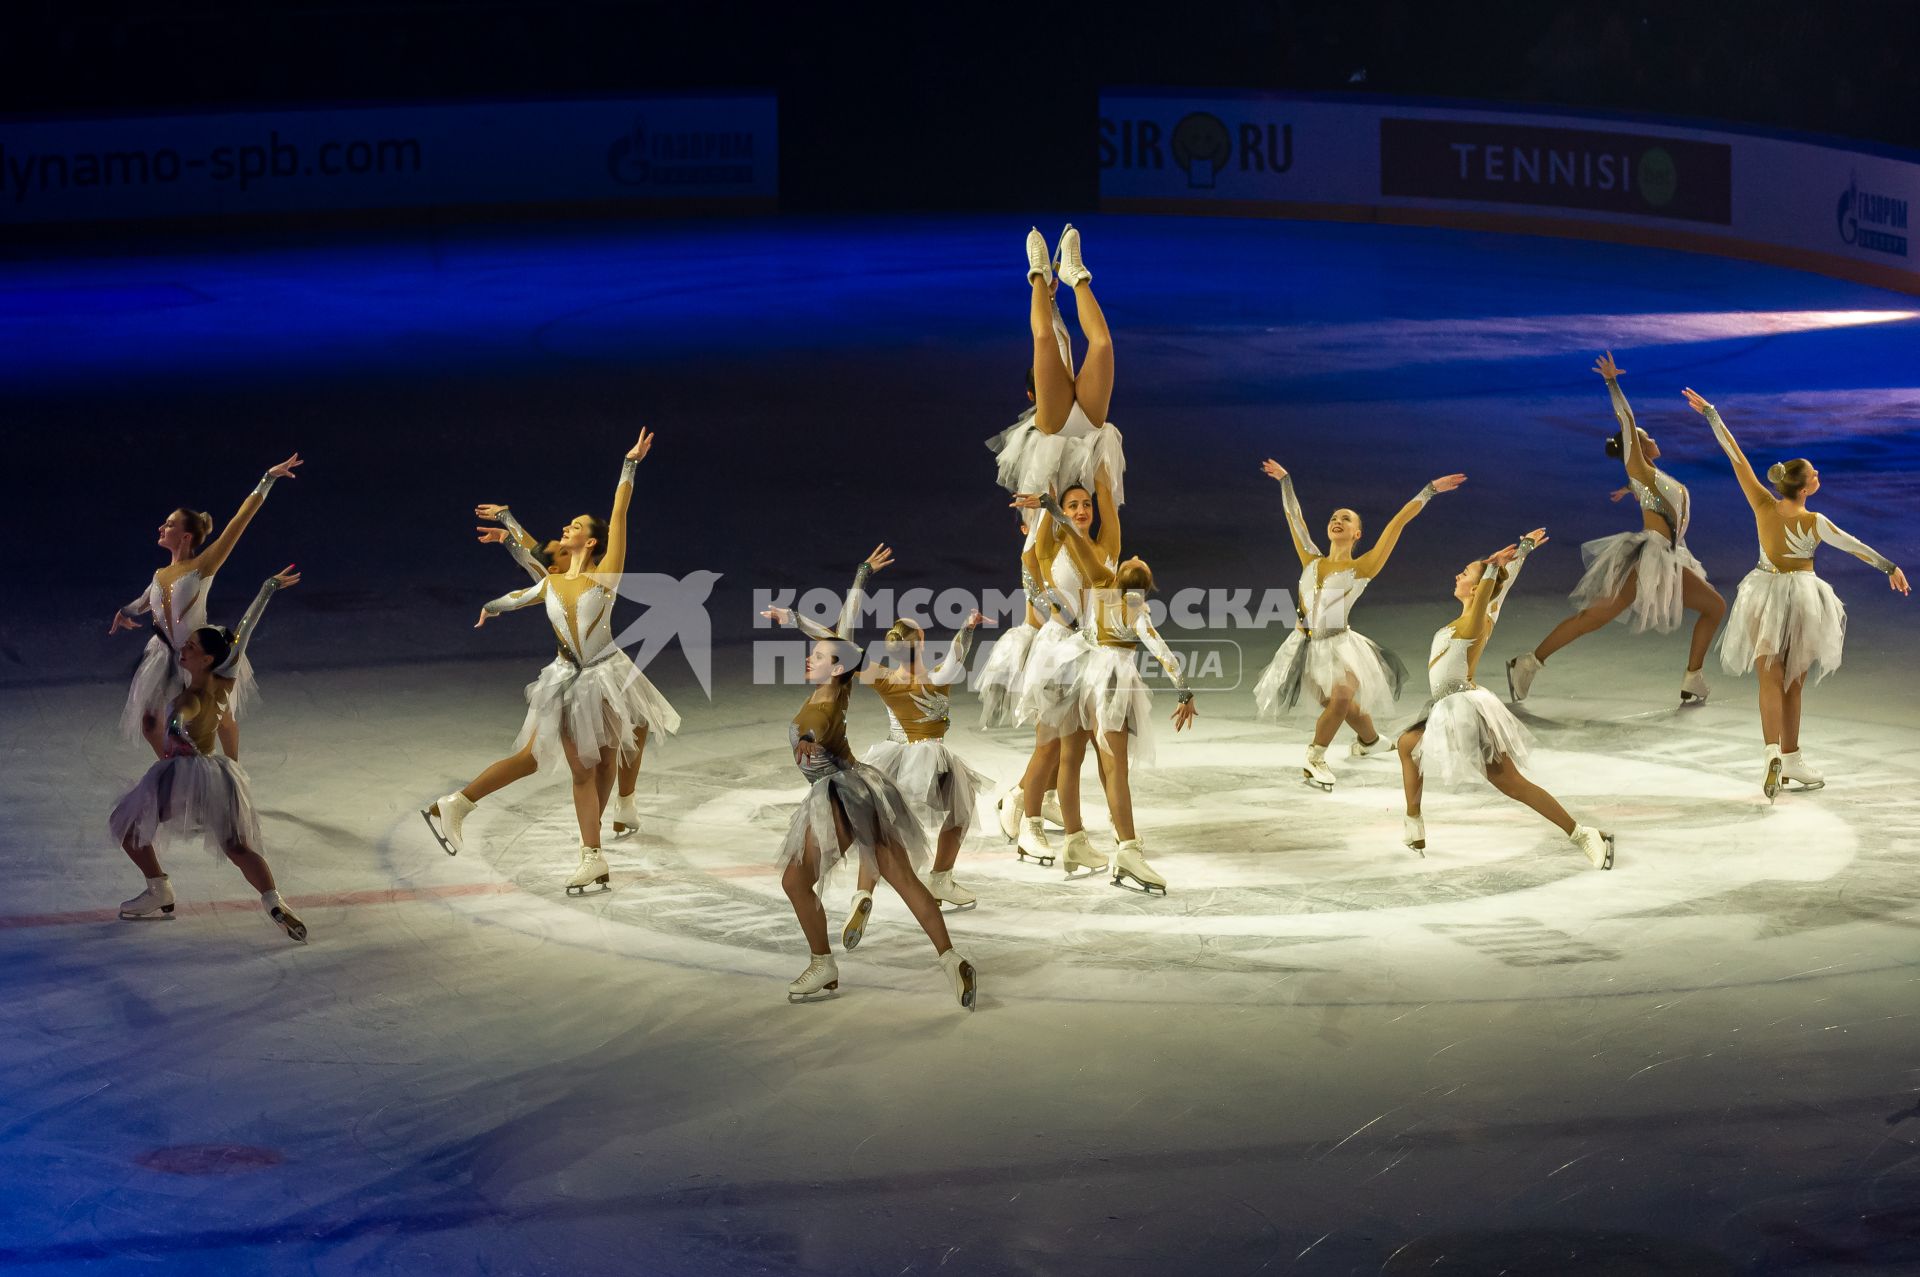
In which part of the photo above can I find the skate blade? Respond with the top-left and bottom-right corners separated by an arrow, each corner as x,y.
565,877 -> 612,897
954,961 -> 977,1011
1015,850 -> 1057,867
1764,760 -> 1782,802
1301,773 -> 1334,792
419,809 -> 459,856
118,908 -> 176,921
1109,871 -> 1167,895
1783,778 -> 1826,792
935,899 -> 979,913
1505,660 -> 1525,703
787,982 -> 840,1003
841,899 -> 873,950
1405,841 -> 1426,858
1679,693 -> 1708,707
270,909 -> 308,944
611,824 -> 638,840
1062,861 -> 1107,880
1592,834 -> 1616,871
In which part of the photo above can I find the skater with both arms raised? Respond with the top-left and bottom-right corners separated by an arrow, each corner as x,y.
1508,353 -> 1726,707
114,566 -> 311,941
1253,459 -> 1465,792
1685,387 -> 1909,799
774,545 -> 978,1009
764,562 -> 992,948
442,429 -> 677,894
1014,488 -> 1196,893
1397,531 -> 1616,868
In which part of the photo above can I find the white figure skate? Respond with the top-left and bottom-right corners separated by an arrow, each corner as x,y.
1679,668 -> 1710,706
1778,750 -> 1825,792
609,791 -> 642,839
1055,224 -> 1091,288
788,953 -> 840,1002
261,890 -> 308,943
1507,652 -> 1543,702
1302,744 -> 1335,792
1015,817 -> 1057,867
842,889 -> 875,949
1025,228 -> 1052,284
119,876 -> 175,921
421,791 -> 474,856
1111,838 -> 1167,894
1403,815 -> 1426,857
941,948 -> 978,1010
1763,744 -> 1784,803
1060,829 -> 1107,879
1569,825 -> 1615,870
926,871 -> 977,911
566,845 -> 611,895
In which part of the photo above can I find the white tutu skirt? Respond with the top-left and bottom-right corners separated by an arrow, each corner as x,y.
977,624 -> 1039,728
1717,568 -> 1847,686
988,404 -> 1127,505
862,737 -> 992,837
1568,530 -> 1707,635
1015,621 -> 1093,739
1076,644 -> 1158,764
515,650 -> 681,774
119,635 -> 257,743
775,762 -> 932,887
1252,629 -> 1403,723
1411,688 -> 1534,787
109,753 -> 262,855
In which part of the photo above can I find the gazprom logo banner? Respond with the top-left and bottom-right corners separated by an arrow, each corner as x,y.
0,94 -> 776,225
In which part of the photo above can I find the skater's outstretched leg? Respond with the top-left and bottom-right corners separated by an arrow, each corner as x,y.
872,842 -> 953,954
1531,577 -> 1636,664
1029,277 -> 1074,435
1344,702 -> 1381,747
780,834 -> 831,953
455,742 -> 539,806
1097,730 -> 1137,842
1069,279 -> 1114,427
1681,570 -> 1726,675
222,841 -> 277,893
1484,755 -> 1576,833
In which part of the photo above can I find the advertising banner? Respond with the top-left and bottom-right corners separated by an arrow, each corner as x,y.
1101,90 -> 1918,293
0,94 -> 778,225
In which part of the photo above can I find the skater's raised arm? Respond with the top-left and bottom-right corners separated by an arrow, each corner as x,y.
1262,460 -> 1320,566
1815,515 -> 1911,593
476,576 -> 548,627
1355,476 -> 1463,578
1131,599 -> 1198,731
1596,353 -> 1655,483
197,453 -> 302,574
218,566 -> 299,678
1487,531 -> 1546,622
929,611 -> 986,687
1684,390 -> 1772,512
1020,492 -> 1111,585
476,505 -> 552,583
598,430 -> 651,576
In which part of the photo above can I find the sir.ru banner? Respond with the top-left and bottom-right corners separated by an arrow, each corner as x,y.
0,94 -> 777,224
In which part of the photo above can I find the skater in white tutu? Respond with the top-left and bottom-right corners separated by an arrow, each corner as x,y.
986,223 -> 1126,509
1685,387 -> 1910,799
1014,490 -> 1196,893
112,567 -> 311,941
450,429 -> 679,894
1397,532 -> 1615,868
769,546 -> 978,1009
999,475 -> 1119,872
977,510 -> 1048,728
1254,459 -> 1465,791
422,500 -> 664,849
109,452 -> 304,758
1508,353 -> 1726,707
768,590 -> 992,944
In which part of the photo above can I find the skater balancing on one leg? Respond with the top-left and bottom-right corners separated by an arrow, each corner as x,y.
773,546 -> 978,1010
1508,353 -> 1726,707
766,592 -> 993,946
1396,533 -> 1615,869
1002,474 -> 1120,874
461,429 -> 676,894
422,500 -> 675,854
987,223 -> 1126,510
1015,490 -> 1197,893
113,567 -> 311,941
109,452 -> 304,761
1684,387 -> 1909,799
1252,459 -> 1465,792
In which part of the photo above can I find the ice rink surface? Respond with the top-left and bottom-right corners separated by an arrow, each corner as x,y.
2,214 -> 1917,1274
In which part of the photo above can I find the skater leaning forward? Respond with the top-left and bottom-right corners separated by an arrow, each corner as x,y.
112,567 -> 310,942
773,545 -> 979,1010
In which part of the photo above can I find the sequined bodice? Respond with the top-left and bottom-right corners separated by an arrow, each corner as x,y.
545,575 -> 616,663
1426,627 -> 1477,698
1630,468 -> 1691,544
1300,560 -> 1369,631
146,567 -> 212,651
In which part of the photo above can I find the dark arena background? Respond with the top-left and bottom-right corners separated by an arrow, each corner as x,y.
4,4 -> 1919,1274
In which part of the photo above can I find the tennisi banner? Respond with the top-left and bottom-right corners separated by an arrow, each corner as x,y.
0,94 -> 777,225
1100,90 -> 1917,293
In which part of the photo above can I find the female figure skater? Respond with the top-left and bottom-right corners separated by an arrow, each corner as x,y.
987,223 -> 1126,512
773,546 -> 978,1009
113,567 -> 309,940
455,430 -> 677,893
765,598 -> 992,944
977,511 -> 1048,728
1253,460 -> 1465,791
110,453 -> 304,757
1015,490 -> 1197,893
1684,387 -> 1910,797
1508,353 -> 1726,706
422,501 -> 668,852
1396,531 -> 1613,868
